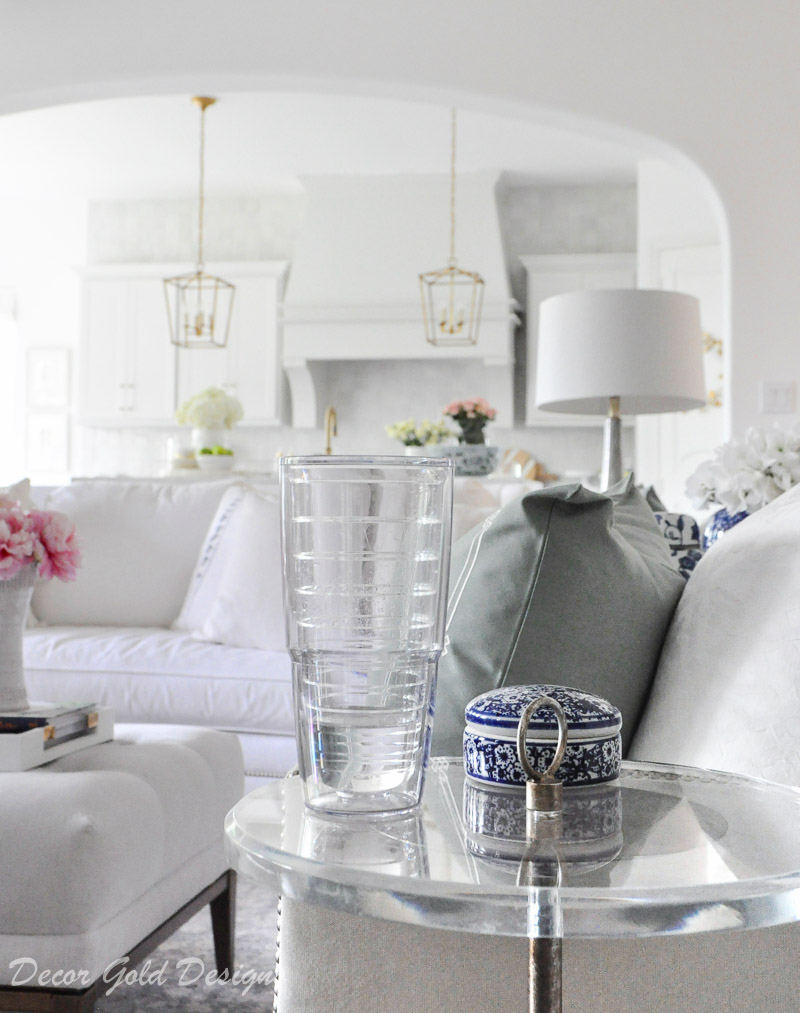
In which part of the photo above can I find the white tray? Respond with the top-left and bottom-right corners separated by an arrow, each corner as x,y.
0,707 -> 114,771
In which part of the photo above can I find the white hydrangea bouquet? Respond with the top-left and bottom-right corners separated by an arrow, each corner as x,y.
686,424 -> 800,515
175,387 -> 244,429
385,418 -> 452,447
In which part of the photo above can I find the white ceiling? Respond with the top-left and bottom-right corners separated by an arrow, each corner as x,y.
0,92 -> 640,200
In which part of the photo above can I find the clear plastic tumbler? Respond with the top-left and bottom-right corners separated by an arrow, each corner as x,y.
280,455 -> 454,815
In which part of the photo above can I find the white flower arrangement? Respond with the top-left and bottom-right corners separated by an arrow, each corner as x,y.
385,418 -> 452,447
175,387 -> 244,429
686,424 -> 800,515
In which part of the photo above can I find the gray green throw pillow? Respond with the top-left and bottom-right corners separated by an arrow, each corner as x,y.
432,475 -> 685,757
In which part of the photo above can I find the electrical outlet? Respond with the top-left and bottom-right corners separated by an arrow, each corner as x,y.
760,380 -> 796,414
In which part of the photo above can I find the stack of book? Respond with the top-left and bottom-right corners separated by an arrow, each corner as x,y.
0,702 -> 114,771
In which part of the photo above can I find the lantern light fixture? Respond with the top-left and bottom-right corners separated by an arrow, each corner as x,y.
419,108 -> 485,347
164,96 -> 235,349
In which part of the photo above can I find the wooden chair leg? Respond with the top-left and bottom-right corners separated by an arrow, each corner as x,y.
210,869 -> 236,977
52,991 -> 97,1012
0,871 -> 234,1012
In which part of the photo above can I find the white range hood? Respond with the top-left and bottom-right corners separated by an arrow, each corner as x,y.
281,172 -> 518,427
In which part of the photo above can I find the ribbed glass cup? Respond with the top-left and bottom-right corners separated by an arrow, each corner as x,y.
280,455 -> 454,815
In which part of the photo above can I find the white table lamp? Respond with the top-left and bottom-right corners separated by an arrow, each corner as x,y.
535,289 -> 706,488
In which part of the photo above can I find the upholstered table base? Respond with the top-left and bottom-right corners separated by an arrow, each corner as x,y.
277,897 -> 800,1013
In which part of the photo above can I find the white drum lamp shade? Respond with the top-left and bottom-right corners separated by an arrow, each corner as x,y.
535,289 -> 706,487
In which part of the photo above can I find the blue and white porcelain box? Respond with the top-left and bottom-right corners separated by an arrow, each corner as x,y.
463,779 -> 623,870
463,684 -> 622,788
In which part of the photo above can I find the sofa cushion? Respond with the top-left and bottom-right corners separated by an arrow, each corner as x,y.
31,480 -> 233,627
200,488 -> 284,649
175,484 -> 285,650
630,483 -> 800,784
0,477 -> 34,508
23,625 -> 294,737
432,476 -> 685,756
172,483 -> 248,633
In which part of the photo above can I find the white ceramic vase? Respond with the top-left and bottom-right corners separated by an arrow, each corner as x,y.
191,427 -> 230,453
0,565 -> 36,712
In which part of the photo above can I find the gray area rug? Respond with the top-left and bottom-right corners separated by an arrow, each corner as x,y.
96,878 -> 278,1012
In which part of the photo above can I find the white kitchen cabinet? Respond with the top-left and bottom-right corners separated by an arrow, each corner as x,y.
522,253 -> 636,426
80,275 -> 132,422
79,262 -> 287,426
80,268 -> 176,425
176,268 -> 287,424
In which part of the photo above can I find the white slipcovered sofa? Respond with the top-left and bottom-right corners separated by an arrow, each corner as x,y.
24,474 -> 537,791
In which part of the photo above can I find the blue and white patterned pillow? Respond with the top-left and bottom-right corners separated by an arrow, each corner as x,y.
653,512 -> 703,579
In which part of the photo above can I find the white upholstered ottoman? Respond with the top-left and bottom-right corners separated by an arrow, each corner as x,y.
0,723 -> 244,1011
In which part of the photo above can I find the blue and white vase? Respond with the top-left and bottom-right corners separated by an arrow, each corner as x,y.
653,511 -> 703,579
703,508 -> 749,550
425,443 -> 500,477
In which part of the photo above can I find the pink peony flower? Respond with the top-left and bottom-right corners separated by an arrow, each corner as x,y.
0,506 -> 38,579
443,397 -> 496,422
442,397 -> 497,444
28,510 -> 81,582
473,397 -> 496,420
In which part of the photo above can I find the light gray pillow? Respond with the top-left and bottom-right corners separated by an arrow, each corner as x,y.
432,475 -> 685,757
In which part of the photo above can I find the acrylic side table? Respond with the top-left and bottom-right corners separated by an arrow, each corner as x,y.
225,758 -> 800,1011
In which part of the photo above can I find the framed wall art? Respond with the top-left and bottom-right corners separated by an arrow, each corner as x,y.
27,348 -> 70,410
26,412 -> 69,475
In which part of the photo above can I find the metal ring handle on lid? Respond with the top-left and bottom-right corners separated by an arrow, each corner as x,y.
516,695 -> 567,1013
516,695 -> 568,782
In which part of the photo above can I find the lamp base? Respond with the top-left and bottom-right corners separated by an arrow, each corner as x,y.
601,414 -> 623,490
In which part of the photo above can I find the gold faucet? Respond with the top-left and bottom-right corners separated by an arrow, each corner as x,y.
323,405 -> 337,455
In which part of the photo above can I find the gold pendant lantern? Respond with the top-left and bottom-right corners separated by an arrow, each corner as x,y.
164,97 -> 235,349
419,108 -> 485,347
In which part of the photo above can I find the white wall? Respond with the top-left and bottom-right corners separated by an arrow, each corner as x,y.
495,179 -> 637,426
0,196 -> 87,484
87,192 -> 307,264
636,158 -> 720,292
634,157 -> 724,508
0,0 -> 792,440
286,173 -> 510,305
496,179 -> 637,308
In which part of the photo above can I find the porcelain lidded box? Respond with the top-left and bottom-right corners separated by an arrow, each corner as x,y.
463,779 -> 623,873
463,684 -> 622,788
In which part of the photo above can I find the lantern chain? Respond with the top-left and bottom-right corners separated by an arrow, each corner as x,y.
449,107 -> 457,266
197,101 -> 206,271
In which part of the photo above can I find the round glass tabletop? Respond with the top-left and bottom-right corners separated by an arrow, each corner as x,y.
225,758 -> 800,939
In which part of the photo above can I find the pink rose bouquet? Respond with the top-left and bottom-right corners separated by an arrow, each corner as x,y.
0,498 -> 80,582
443,397 -> 497,445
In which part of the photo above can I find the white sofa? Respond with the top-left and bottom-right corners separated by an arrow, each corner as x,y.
24,474 -> 538,792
